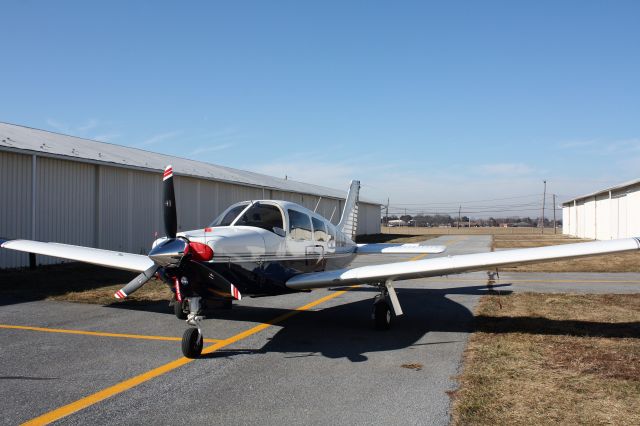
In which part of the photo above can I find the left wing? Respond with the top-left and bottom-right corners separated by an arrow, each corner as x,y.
356,243 -> 446,255
287,237 -> 640,290
0,238 -> 155,272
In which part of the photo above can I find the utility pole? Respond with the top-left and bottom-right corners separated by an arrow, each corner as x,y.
458,205 -> 461,229
553,194 -> 557,234
541,180 -> 547,234
385,198 -> 389,224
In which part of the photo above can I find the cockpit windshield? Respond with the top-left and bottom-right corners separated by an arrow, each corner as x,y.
233,203 -> 284,234
209,203 -> 249,227
208,202 -> 285,234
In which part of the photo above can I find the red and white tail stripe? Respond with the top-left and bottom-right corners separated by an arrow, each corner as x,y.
230,284 -> 242,300
114,290 -> 127,299
163,165 -> 174,181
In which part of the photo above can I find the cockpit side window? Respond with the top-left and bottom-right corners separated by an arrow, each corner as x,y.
311,217 -> 328,242
288,209 -> 312,240
234,203 -> 284,234
209,203 -> 249,227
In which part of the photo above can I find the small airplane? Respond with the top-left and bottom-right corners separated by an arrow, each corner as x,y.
2,165 -> 639,358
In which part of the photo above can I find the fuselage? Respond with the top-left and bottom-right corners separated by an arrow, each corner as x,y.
153,200 -> 358,299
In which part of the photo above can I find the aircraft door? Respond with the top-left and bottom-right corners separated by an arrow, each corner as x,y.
311,217 -> 328,270
286,209 -> 317,270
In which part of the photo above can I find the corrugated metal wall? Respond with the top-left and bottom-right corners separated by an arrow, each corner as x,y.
562,183 -> 640,240
1,151 -> 381,268
0,151 -> 32,268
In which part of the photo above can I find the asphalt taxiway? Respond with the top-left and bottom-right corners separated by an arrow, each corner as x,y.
1,235 -> 639,425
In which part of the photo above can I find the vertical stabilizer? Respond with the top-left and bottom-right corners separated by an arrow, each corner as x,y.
337,180 -> 360,240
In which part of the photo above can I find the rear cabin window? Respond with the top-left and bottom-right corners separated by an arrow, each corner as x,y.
233,204 -> 284,234
288,209 -> 312,240
312,217 -> 328,242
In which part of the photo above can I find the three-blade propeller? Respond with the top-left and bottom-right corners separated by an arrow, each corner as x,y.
114,165 -> 241,301
114,165 -> 180,299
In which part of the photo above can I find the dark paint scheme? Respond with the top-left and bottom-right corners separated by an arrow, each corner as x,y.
166,248 -> 357,301
159,199 -> 358,301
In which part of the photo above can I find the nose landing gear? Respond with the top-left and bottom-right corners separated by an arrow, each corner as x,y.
182,327 -> 203,358
182,297 -> 204,358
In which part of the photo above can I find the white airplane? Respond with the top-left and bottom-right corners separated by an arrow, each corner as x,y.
1,165 -> 639,358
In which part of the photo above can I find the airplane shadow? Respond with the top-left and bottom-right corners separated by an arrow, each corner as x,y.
201,289 -> 479,362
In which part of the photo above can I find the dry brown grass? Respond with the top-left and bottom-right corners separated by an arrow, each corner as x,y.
0,263 -> 172,305
493,234 -> 640,273
451,293 -> 640,426
493,233 -> 589,249
363,231 -> 640,272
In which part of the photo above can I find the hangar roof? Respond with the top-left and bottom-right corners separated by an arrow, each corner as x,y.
562,178 -> 640,206
0,122 -> 380,205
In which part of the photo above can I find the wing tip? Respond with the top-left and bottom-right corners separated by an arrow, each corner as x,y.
114,290 -> 127,299
0,237 -> 9,247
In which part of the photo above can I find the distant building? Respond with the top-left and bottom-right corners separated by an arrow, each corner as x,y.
562,179 -> 640,239
0,123 -> 382,268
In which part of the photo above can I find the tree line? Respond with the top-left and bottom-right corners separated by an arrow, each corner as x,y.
383,215 -> 558,227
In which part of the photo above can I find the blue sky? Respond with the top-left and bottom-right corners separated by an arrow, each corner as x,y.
2,1 -> 639,217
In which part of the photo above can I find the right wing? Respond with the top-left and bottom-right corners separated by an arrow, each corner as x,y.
287,237 -> 640,290
0,238 -> 155,272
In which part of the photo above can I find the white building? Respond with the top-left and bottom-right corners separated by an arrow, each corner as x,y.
0,123 -> 381,268
562,179 -> 640,240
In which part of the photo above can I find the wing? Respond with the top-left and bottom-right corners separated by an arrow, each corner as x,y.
287,237 -> 640,290
0,238 -> 155,272
356,243 -> 446,254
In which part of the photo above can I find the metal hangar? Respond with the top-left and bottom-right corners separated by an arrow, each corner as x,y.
562,178 -> 640,240
0,122 -> 382,268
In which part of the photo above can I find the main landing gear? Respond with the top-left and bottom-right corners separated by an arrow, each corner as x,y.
371,280 -> 403,330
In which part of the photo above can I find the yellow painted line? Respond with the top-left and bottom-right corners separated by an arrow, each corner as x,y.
0,324 -> 222,343
21,288 -> 352,426
409,253 -> 429,261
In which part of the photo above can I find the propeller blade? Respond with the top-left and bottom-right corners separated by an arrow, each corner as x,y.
163,165 -> 177,238
188,261 -> 242,300
114,264 -> 159,299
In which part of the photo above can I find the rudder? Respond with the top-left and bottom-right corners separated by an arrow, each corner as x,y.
337,180 -> 360,240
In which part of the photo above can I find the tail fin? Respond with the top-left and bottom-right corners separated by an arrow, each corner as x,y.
337,180 -> 360,240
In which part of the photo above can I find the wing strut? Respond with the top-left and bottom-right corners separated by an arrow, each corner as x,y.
385,280 -> 403,317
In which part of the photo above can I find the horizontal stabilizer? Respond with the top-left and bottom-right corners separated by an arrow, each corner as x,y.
356,243 -> 446,255
0,239 -> 155,272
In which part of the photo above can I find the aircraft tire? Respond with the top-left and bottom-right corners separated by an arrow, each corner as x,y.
174,298 -> 188,320
182,327 -> 203,358
373,300 -> 392,330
